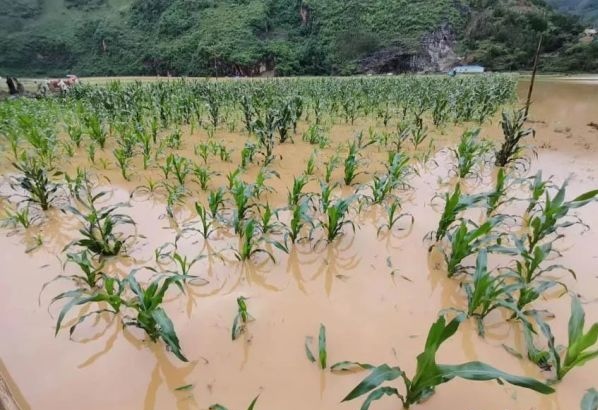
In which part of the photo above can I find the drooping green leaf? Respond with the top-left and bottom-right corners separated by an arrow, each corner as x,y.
151,308 -> 188,362
360,387 -> 402,410
342,364 -> 403,402
437,362 -> 554,394
330,361 -> 375,373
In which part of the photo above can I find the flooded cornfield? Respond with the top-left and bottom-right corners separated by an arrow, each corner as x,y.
1,75 -> 598,410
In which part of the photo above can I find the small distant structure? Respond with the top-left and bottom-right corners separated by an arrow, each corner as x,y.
581,28 -> 597,44
448,65 -> 485,76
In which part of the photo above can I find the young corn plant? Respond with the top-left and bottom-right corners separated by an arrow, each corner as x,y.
305,324 -> 327,369
451,129 -> 488,179
208,188 -> 226,220
486,168 -> 509,216
444,218 -> 501,278
288,175 -> 309,207
433,184 -> 486,243
66,190 -> 135,257
113,147 -> 132,181
495,109 -> 535,168
193,203 -> 217,239
303,125 -> 330,148
43,250 -> 105,299
84,113 -> 107,149
10,157 -> 60,211
464,250 -> 523,336
259,203 -> 281,235
123,273 -> 188,361
193,165 -> 215,191
241,142 -> 258,168
305,150 -> 318,176
341,314 -> 553,409
324,154 -> 341,184
230,180 -> 257,234
377,202 -> 414,237
284,202 -> 312,245
319,197 -> 356,243
344,141 -> 362,186
166,154 -> 192,186
234,219 -> 276,262
528,296 -> 598,382
231,296 -> 253,340
1,205 -> 33,229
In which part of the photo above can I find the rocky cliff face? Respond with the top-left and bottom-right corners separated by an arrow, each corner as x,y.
359,24 -> 459,74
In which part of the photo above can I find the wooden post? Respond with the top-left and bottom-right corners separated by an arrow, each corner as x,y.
524,34 -> 543,118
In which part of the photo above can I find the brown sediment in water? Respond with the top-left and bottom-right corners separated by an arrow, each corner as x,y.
1,78 -> 598,410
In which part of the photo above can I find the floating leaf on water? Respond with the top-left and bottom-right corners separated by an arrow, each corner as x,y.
330,361 -> 374,373
174,384 -> 194,391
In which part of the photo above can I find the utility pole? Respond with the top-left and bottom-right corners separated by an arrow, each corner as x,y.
524,34 -> 543,119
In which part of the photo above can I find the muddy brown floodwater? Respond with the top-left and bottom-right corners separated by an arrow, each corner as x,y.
1,77 -> 598,410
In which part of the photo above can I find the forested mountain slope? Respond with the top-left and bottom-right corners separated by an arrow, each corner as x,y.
546,0 -> 598,25
0,0 -> 596,76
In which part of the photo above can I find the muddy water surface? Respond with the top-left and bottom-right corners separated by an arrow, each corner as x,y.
1,77 -> 598,410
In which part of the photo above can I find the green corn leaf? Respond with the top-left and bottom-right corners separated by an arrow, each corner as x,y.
247,395 -> 259,410
305,336 -> 316,363
437,362 -> 554,394
151,308 -> 188,362
342,364 -> 403,402
319,324 -> 327,369
360,387 -> 402,410
581,388 -> 598,410
569,296 -> 586,348
330,361 -> 375,373
209,405 -> 228,410
174,384 -> 194,391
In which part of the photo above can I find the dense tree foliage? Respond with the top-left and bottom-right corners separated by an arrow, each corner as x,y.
0,0 -> 595,76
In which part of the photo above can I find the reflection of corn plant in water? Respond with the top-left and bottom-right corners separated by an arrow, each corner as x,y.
342,314 -> 553,409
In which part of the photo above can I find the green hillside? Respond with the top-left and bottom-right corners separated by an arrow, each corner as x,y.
546,0 -> 598,25
0,0 -> 596,77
